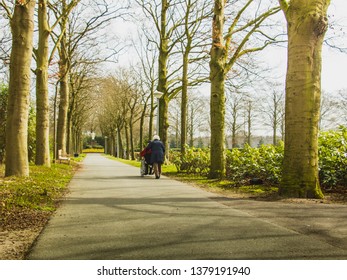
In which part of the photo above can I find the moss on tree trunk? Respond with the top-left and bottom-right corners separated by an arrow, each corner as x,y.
279,0 -> 330,198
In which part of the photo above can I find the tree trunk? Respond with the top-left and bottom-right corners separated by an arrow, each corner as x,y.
139,107 -> 145,150
35,0 -> 51,167
125,124 -> 130,159
66,93 -> 74,154
273,97 -> 278,145
246,101 -> 252,145
175,116 -> 179,148
56,1 -> 70,157
57,65 -> 69,156
157,0 -> 170,156
129,120 -> 135,160
159,95 -> 170,155
180,0 -> 193,156
5,1 -> 35,177
231,106 -> 237,148
209,0 -> 226,179
279,0 -> 329,198
181,49 -> 189,156
0,87 -> 8,164
117,127 -> 123,158
189,105 -> 194,147
148,91 -> 154,141
139,96 -> 150,150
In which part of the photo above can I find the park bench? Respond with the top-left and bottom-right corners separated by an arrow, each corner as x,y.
57,149 -> 70,164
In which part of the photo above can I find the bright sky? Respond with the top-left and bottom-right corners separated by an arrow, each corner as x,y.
321,0 -> 347,92
268,0 -> 347,93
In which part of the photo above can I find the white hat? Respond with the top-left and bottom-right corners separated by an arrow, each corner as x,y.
153,135 -> 160,140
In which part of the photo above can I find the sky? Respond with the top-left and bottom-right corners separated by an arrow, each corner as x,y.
264,0 -> 347,93
310,0 -> 347,93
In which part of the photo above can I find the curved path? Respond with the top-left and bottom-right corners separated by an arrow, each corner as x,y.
27,153 -> 347,260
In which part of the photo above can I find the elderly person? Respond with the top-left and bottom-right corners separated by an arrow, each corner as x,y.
146,135 -> 165,179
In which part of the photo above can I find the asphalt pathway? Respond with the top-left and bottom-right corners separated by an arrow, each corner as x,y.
27,154 -> 347,260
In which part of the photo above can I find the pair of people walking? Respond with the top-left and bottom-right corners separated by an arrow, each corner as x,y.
140,135 -> 165,179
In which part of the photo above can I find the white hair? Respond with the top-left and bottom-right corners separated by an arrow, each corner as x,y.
153,135 -> 160,140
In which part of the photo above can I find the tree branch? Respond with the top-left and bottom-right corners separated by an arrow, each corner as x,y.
0,0 -> 12,20
225,0 -> 253,51
278,0 -> 289,13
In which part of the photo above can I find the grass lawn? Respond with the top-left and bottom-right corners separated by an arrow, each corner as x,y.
0,155 -> 84,230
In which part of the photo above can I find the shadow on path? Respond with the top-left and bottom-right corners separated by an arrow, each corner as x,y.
27,153 -> 347,260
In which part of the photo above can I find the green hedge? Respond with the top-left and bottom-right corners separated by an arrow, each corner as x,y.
170,146 -> 210,176
225,143 -> 283,185
318,126 -> 347,187
170,126 -> 347,189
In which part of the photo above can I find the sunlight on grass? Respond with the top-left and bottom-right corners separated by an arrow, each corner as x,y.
239,185 -> 278,195
0,163 -> 75,212
82,148 -> 104,153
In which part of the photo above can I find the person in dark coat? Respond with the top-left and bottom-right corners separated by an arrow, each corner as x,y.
146,135 -> 165,174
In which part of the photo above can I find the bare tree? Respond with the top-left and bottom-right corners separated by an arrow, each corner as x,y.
337,89 -> 347,125
319,90 -> 341,130
68,58 -> 99,154
187,93 -> 209,147
135,0 -> 186,155
209,0 -> 281,178
132,30 -> 159,144
97,73 -> 144,159
242,94 -> 260,146
0,11 -> 11,77
124,74 -> 143,160
324,3 -> 347,53
260,83 -> 285,145
177,0 -> 211,156
168,91 -> 208,148
50,0 -> 129,157
226,90 -> 245,148
34,0 -> 79,167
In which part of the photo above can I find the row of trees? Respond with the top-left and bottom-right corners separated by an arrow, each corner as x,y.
1,0 -> 344,199
97,71 -> 347,156
127,0 -> 334,197
0,0 -> 128,175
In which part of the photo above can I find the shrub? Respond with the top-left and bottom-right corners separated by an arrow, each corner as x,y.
225,143 -> 283,185
318,126 -> 347,187
170,127 -> 347,190
170,146 -> 210,175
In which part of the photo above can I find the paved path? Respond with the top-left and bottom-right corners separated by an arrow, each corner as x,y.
27,154 -> 347,260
